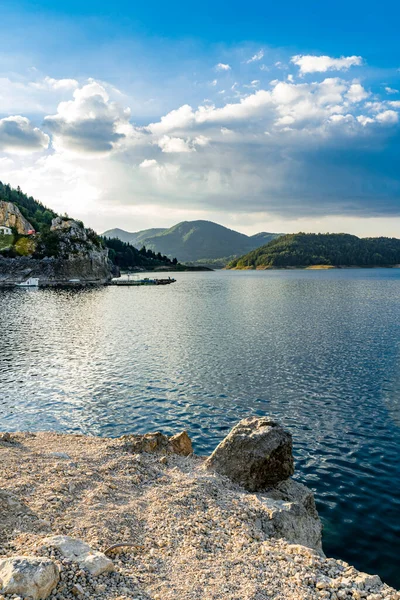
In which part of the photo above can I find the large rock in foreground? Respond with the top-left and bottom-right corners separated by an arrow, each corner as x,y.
205,417 -> 294,491
0,556 -> 59,599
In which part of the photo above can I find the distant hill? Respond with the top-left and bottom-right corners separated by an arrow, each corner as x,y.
103,227 -> 166,246
102,221 -> 283,264
227,233 -> 400,269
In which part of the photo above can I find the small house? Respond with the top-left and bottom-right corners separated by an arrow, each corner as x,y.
0,226 -> 12,235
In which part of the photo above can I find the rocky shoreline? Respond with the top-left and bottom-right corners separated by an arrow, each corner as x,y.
0,419 -> 398,600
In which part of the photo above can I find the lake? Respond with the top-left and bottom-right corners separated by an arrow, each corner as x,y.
1,269 -> 399,587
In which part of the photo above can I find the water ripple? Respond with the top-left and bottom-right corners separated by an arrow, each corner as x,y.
0,269 -> 400,586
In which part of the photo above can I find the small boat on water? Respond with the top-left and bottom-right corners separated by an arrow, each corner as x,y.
16,277 -> 40,288
110,276 -> 176,286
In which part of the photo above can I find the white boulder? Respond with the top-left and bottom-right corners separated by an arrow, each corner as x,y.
42,535 -> 113,576
0,556 -> 59,599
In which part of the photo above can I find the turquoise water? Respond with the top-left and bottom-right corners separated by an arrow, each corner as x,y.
1,269 -> 399,586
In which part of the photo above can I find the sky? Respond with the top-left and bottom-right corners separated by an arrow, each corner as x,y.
0,0 -> 400,236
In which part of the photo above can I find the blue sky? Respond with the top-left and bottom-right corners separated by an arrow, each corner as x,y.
0,0 -> 400,234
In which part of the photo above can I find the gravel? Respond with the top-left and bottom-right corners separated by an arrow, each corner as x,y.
0,431 -> 398,600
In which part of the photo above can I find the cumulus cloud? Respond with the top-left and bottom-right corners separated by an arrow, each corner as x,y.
246,50 -> 264,63
2,64 -> 400,223
385,87 -> 399,94
346,83 -> 369,103
291,54 -> 363,74
44,81 -> 133,153
376,110 -> 399,124
157,135 -> 195,153
215,63 -> 231,71
0,116 -> 49,153
30,76 -> 79,91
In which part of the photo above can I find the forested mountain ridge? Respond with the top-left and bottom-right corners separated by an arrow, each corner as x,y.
103,220 -> 283,264
227,233 -> 400,269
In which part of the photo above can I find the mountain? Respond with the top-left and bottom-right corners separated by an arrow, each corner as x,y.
103,227 -> 166,246
227,232 -> 400,269
102,221 -> 283,264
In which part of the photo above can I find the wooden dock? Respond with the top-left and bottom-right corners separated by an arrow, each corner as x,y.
109,277 -> 176,286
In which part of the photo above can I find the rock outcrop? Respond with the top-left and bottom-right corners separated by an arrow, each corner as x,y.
0,200 -> 33,234
0,556 -> 59,599
0,216 -> 115,286
258,479 -> 323,551
205,417 -> 294,491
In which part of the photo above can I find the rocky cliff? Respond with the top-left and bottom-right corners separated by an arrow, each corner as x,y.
0,200 -> 34,234
0,215 -> 115,286
0,254 -> 114,286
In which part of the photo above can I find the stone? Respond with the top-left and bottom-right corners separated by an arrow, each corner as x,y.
259,479 -> 323,551
355,573 -> 382,590
0,556 -> 59,599
131,432 -> 169,454
205,417 -> 294,491
128,430 -> 193,456
49,452 -> 71,459
168,431 -> 193,456
72,583 -> 85,596
42,535 -> 113,576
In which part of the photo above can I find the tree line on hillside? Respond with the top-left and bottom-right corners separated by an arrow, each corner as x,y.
102,237 -> 178,270
0,182 -> 57,232
228,233 -> 400,269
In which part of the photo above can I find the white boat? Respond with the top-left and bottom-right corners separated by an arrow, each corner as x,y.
16,277 -> 40,287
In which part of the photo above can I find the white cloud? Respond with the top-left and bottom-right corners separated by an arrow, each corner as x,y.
346,83 -> 369,103
193,135 -> 210,146
148,104 -> 195,135
385,87 -> 399,94
0,116 -> 49,153
30,76 -> 79,91
157,135 -> 195,153
140,159 -> 158,168
291,54 -> 363,74
357,115 -> 375,126
215,63 -> 231,71
376,110 -> 399,124
44,81 -> 134,153
246,50 -> 264,63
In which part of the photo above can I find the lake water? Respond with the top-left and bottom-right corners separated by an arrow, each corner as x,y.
1,269 -> 400,587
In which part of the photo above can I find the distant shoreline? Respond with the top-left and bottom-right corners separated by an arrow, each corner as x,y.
228,264 -> 400,270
